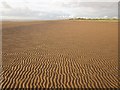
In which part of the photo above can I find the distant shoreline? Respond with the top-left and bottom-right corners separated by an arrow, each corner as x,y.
68,19 -> 119,22
1,19 -> 119,22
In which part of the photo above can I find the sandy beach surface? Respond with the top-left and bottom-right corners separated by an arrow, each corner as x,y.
2,20 -> 118,88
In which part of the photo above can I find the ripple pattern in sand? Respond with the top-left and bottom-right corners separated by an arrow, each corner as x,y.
2,21 -> 119,88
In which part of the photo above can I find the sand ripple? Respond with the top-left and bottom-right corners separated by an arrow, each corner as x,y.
2,21 -> 119,88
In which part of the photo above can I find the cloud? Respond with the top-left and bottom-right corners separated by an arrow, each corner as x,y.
2,8 -> 42,20
1,1 -> 12,9
59,2 -> 118,18
0,0 -> 118,20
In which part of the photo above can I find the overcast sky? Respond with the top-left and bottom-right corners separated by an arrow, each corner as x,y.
0,0 -> 119,20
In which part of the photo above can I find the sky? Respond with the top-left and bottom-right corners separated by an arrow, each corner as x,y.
0,0 -> 119,20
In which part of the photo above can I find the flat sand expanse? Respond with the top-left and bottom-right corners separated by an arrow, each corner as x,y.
2,20 -> 118,88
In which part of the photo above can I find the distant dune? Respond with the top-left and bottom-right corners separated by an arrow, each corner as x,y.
2,20 -> 118,88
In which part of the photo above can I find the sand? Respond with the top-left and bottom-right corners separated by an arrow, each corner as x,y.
1,20 -> 118,88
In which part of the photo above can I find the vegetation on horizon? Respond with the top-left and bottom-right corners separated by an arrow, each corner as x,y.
69,17 -> 119,21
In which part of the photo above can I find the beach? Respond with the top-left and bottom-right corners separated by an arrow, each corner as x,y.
2,20 -> 118,88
